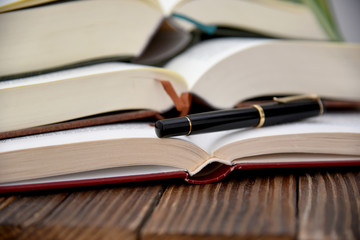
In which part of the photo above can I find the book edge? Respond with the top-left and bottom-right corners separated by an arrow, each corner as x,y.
0,170 -> 188,194
1,159 -> 359,193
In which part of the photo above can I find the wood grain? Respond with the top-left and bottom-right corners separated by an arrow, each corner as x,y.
0,184 -> 163,240
1,168 -> 359,240
298,169 -> 360,240
142,170 -> 297,240
0,193 -> 68,240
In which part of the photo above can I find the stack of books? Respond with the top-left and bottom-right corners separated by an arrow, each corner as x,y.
1,0 -> 359,193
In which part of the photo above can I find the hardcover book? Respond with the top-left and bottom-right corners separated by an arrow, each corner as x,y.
1,38 -> 360,137
0,112 -> 359,193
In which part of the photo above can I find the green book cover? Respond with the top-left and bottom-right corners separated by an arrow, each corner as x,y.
285,0 -> 342,41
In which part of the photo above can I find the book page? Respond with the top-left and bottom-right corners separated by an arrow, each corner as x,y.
0,122 -> 212,182
0,165 -> 182,187
164,38 -> 271,89
0,123 -> 157,153
0,62 -> 153,89
232,153 -> 360,165
0,0 -> 164,76
0,61 -> 189,133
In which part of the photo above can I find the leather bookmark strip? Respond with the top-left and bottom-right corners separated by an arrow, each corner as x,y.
0,110 -> 160,140
157,79 -> 192,116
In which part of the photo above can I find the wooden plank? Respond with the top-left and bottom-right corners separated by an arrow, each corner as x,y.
298,168 -> 360,240
0,193 -> 68,240
0,183 -> 164,240
141,170 -> 297,240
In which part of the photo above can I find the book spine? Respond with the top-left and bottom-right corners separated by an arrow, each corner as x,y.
185,160 -> 360,184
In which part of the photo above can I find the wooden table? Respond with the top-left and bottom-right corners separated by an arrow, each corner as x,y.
1,167 -> 359,240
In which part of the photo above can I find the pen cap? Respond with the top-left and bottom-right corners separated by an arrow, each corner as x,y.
155,117 -> 190,138
261,99 -> 324,126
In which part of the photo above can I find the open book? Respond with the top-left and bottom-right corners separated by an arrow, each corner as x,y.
1,38 -> 359,135
0,0 -> 336,78
1,112 -> 359,193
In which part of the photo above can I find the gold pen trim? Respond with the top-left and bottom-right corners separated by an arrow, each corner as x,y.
273,94 -> 324,115
317,98 -> 324,115
252,104 -> 265,128
185,116 -> 192,135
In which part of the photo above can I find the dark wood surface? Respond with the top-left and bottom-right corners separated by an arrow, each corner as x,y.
0,167 -> 359,240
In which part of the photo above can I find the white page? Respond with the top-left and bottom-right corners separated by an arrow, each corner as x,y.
0,123 -> 158,153
233,153 -> 360,164
164,38 -> 271,89
0,62 -> 152,89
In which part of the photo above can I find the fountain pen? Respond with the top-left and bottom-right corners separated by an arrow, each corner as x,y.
155,95 -> 324,138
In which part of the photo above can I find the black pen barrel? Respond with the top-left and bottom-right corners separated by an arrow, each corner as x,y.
155,99 -> 323,138
155,108 -> 259,138
188,108 -> 259,134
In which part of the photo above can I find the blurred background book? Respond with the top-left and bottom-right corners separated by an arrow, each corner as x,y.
1,0 -> 359,79
327,0 -> 360,42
